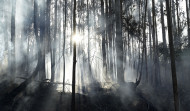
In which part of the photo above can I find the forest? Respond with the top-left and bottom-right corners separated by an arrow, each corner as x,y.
0,0 -> 190,111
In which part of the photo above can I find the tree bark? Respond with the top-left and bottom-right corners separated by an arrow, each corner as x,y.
39,0 -> 46,80
166,0 -> 179,110
160,0 -> 167,58
71,0 -> 76,110
62,0 -> 67,93
186,0 -> 190,47
11,0 -> 16,79
115,0 -> 124,84
51,0 -> 58,82
101,0 -> 107,76
143,0 -> 148,83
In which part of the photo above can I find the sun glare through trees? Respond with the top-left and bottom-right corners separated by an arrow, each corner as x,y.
0,0 -> 190,111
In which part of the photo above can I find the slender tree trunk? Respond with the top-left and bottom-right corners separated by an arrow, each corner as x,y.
71,0 -> 77,110
46,0 -> 51,53
101,0 -> 107,76
105,0 -> 109,75
166,0 -> 179,110
148,2 -> 153,83
51,0 -> 58,82
189,0 -> 190,47
155,24 -> 161,85
108,0 -> 113,75
39,0 -> 46,80
160,0 -> 167,57
4,0 -> 10,75
11,0 -> 16,79
160,0 -> 167,83
70,0 -> 73,54
115,0 -> 124,83
143,0 -> 148,83
176,0 -> 181,49
63,0 -> 67,93
186,0 -> 190,47
152,0 -> 159,85
172,0 -> 177,47
87,0 -> 92,78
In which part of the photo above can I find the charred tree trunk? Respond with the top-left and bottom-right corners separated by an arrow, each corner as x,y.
143,0 -> 148,83
51,0 -> 58,82
176,0 -> 181,49
108,0 -> 113,75
70,0 -> 73,54
148,1 -> 153,83
87,0 -> 92,78
160,0 -> 167,59
63,0 -> 67,93
115,0 -> 124,84
71,0 -> 77,110
11,0 -> 16,79
39,0 -> 46,80
166,0 -> 179,110
171,0 -> 177,48
186,0 -> 190,47
101,0 -> 107,75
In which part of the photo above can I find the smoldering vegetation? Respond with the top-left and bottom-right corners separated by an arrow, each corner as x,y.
0,0 -> 190,111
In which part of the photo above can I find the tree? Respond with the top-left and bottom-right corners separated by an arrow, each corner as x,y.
39,0 -> 46,80
152,0 -> 161,85
142,0 -> 148,83
71,0 -> 77,110
101,0 -> 107,76
62,0 -> 67,93
11,0 -> 16,79
87,0 -> 92,79
176,0 -> 181,49
51,0 -> 58,82
186,0 -> 190,47
160,0 -> 167,59
115,0 -> 124,83
166,0 -> 179,110
108,0 -> 114,75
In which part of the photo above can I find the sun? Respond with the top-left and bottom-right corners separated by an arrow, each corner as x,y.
72,33 -> 82,43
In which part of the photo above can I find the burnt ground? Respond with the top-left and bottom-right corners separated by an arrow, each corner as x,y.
0,80 -> 190,111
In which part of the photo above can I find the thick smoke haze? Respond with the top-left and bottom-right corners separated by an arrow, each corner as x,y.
0,0 -> 190,111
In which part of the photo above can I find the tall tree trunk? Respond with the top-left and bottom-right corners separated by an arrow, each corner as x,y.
160,0 -> 167,58
70,0 -> 73,54
71,0 -> 77,110
166,0 -> 179,110
108,0 -> 113,75
115,0 -> 124,83
155,23 -> 161,85
172,0 -> 177,48
51,0 -> 58,82
63,0 -> 67,93
176,0 -> 181,49
87,0 -> 92,78
143,0 -> 148,83
148,5 -> 153,83
152,0 -> 158,85
5,0 -> 10,76
11,0 -> 16,79
101,0 -> 107,76
39,0 -> 46,80
105,0 -> 109,76
186,0 -> 190,47
160,0 -> 167,83
46,0 -> 51,53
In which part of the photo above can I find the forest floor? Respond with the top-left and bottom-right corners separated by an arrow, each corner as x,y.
0,79 -> 190,111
